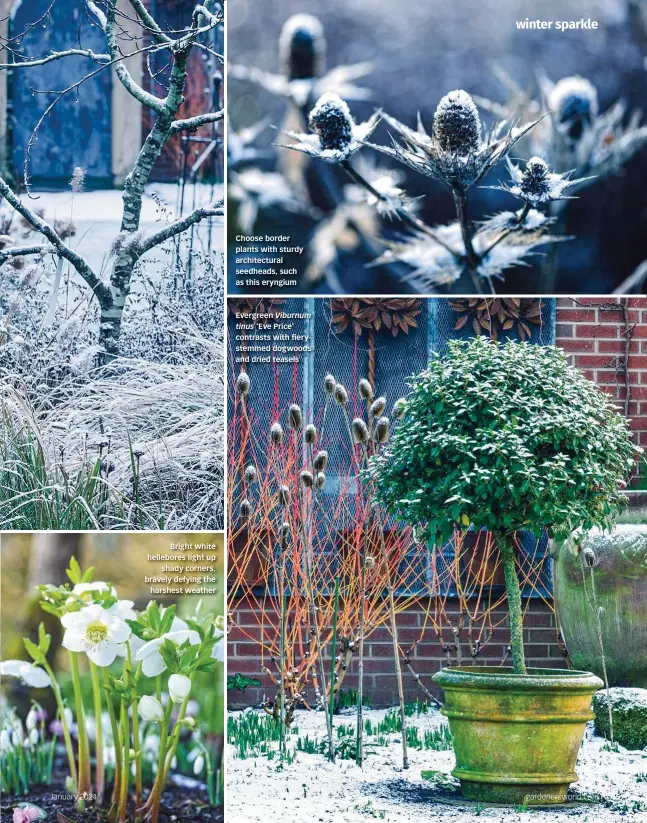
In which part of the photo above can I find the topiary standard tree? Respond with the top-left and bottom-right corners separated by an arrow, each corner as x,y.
368,336 -> 639,675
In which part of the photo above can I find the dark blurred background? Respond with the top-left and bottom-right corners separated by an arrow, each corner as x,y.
228,0 -> 647,295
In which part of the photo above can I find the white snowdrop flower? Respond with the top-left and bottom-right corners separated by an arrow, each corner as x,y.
61,603 -> 131,667
193,753 -> 205,775
1,660 -> 51,689
138,695 -> 164,723
0,729 -> 11,751
211,636 -> 225,662
63,708 -> 73,728
134,618 -> 200,678
28,727 -> 39,746
168,674 -> 191,704
26,707 -> 39,730
11,728 -> 21,747
280,92 -> 380,164
171,755 -> 177,769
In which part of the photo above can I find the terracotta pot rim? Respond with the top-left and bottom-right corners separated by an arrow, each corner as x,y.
432,665 -> 603,692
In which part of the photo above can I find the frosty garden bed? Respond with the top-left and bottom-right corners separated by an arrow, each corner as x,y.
227,706 -> 647,823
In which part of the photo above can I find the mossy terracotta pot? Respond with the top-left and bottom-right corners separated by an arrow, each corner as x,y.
431,666 -> 603,805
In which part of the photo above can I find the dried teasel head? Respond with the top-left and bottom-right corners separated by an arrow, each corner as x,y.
244,464 -> 257,484
324,373 -> 336,394
352,418 -> 369,444
236,372 -> 251,396
334,383 -> 349,405
313,450 -> 328,471
305,423 -> 318,444
239,499 -> 251,520
370,396 -> 387,417
375,416 -> 390,443
365,556 -> 376,570
278,484 -> 290,506
270,422 -> 284,444
392,398 -> 406,419
358,378 -> 374,401
300,469 -> 314,488
288,403 -> 303,430
315,471 -> 326,489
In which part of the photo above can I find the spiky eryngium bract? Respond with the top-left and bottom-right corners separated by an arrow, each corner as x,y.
366,337 -> 639,544
490,157 -> 594,207
368,91 -> 542,194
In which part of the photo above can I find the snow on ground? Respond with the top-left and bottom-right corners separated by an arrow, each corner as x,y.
227,706 -> 647,823
5,183 -> 224,274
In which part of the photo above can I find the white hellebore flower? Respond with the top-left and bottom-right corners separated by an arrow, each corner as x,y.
134,618 -> 200,677
61,603 -> 131,667
168,674 -> 191,704
68,581 -> 116,603
0,660 -> 51,688
138,695 -> 164,723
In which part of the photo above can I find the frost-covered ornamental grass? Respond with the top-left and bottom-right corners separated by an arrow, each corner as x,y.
0,245 -> 225,530
1,558 -> 225,822
226,706 -> 647,823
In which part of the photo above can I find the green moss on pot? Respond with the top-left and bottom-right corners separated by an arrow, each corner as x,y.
593,687 -> 647,750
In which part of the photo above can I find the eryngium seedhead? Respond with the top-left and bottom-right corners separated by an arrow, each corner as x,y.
288,403 -> 303,430
270,422 -> 284,444
359,378 -> 374,400
370,396 -> 387,417
375,416 -> 390,443
519,157 -> 551,201
393,399 -> 406,419
239,499 -> 251,520
309,93 -> 354,151
300,469 -> 314,488
236,372 -> 250,395
434,90 -> 481,155
315,471 -> 326,489
324,373 -> 336,394
305,423 -> 318,444
352,418 -> 369,443
244,464 -> 258,484
278,484 -> 290,506
334,383 -> 349,405
313,450 -> 328,471
279,13 -> 326,81
549,76 -> 598,143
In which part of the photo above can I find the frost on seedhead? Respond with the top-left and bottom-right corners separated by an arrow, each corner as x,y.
434,90 -> 482,155
309,93 -> 354,151
549,76 -> 599,143
279,13 -> 326,81
519,157 -> 551,201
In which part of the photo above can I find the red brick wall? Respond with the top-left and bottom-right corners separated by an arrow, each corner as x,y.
556,297 -> 647,465
228,297 -> 646,709
228,599 -> 564,709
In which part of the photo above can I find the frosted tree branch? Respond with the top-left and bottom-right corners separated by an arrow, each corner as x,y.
171,110 -> 224,132
0,49 -> 110,70
138,200 -> 224,256
0,176 -> 112,306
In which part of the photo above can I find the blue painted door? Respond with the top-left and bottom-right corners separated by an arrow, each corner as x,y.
10,0 -> 112,186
